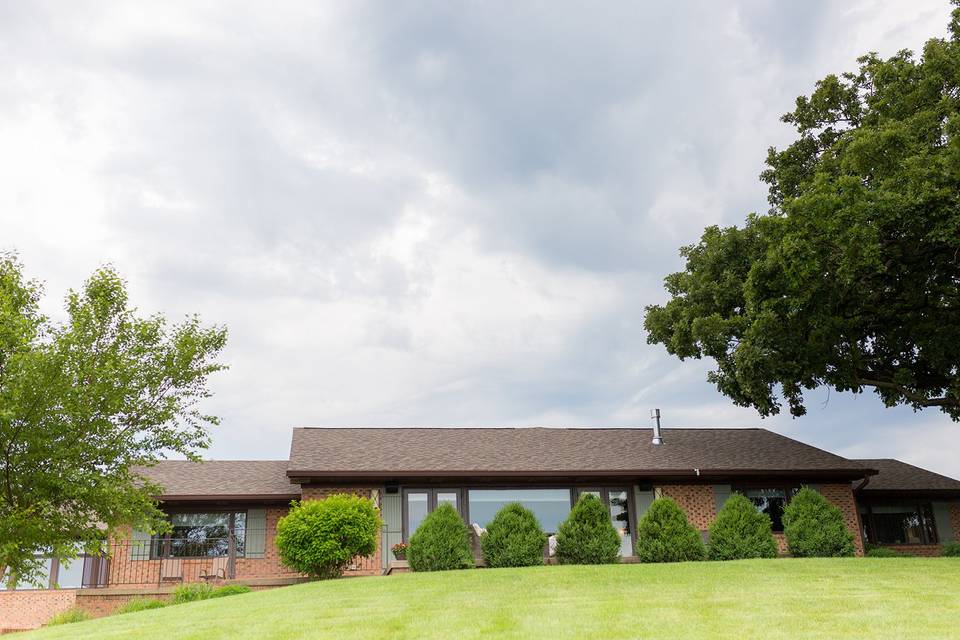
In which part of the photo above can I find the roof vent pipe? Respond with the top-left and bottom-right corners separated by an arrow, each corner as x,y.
650,408 -> 663,445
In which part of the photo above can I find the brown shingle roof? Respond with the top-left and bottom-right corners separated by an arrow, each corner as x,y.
287,427 -> 871,477
137,460 -> 299,500
855,459 -> 960,493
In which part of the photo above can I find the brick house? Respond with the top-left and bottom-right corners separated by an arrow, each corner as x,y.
3,426 -> 959,631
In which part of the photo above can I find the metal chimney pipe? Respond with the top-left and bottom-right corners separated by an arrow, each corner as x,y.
650,408 -> 663,445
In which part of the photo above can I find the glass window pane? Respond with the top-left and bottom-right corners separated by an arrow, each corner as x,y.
436,492 -> 458,511
168,512 -> 232,557
54,558 -> 84,589
871,504 -> 926,544
742,489 -> 787,532
608,489 -> 632,557
7,558 -> 52,590
468,489 -> 571,533
406,492 -> 429,536
233,511 -> 247,557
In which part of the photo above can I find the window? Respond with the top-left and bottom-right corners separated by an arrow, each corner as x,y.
736,487 -> 799,532
860,502 -> 938,545
403,489 -> 464,538
3,558 -> 52,590
154,511 -> 247,558
3,555 -> 106,590
467,489 -> 572,534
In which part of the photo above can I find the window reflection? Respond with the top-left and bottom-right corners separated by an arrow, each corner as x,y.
468,489 -> 572,533
742,488 -> 788,532
862,502 -> 937,545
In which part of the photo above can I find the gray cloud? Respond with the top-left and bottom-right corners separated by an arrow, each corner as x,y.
1,0 -> 957,478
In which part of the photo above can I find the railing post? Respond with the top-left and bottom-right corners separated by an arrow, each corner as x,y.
227,529 -> 237,579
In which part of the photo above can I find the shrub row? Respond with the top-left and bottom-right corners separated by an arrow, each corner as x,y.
275,486 -> 950,577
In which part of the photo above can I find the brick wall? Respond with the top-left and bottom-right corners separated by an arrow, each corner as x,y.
772,533 -> 788,554
879,544 -> 944,557
0,589 -> 77,632
74,590 -> 172,618
819,483 -> 865,556
657,484 -> 716,530
235,507 -> 298,579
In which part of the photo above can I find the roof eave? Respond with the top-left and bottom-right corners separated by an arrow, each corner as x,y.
286,467 -> 872,481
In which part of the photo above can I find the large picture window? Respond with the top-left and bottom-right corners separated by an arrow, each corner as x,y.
859,502 -> 938,545
154,511 -> 247,558
467,489 -> 573,534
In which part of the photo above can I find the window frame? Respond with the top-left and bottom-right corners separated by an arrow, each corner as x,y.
859,501 -> 939,546
401,488 -> 465,541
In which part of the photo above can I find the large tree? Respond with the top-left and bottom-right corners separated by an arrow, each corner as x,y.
0,255 -> 227,586
645,4 -> 960,420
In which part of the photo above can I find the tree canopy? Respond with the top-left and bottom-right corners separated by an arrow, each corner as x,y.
645,4 -> 960,420
0,255 -> 227,586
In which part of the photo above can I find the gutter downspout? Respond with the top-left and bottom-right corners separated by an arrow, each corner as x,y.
854,475 -> 870,493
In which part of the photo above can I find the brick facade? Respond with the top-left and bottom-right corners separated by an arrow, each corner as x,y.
879,544 -> 944,557
819,483 -> 865,556
0,589 -> 77,633
656,482 -> 865,557
657,484 -> 717,530
234,507 -> 299,579
74,590 -> 173,618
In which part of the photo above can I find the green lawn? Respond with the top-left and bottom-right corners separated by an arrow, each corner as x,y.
21,559 -> 960,640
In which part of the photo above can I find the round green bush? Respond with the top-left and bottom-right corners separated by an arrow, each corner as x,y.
276,494 -> 382,579
865,546 -> 905,558
407,503 -> 474,572
941,542 -> 960,557
555,493 -> 621,564
782,487 -> 855,557
480,502 -> 547,568
708,494 -> 778,560
634,497 -> 706,563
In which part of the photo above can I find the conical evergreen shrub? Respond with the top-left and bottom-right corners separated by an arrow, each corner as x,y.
407,503 -> 474,572
481,502 -> 547,567
708,494 -> 778,560
634,497 -> 705,563
782,487 -> 855,557
554,494 -> 620,564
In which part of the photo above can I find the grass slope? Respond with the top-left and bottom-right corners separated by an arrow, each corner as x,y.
22,559 -> 960,639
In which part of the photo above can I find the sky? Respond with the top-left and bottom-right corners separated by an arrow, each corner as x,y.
2,0 -> 958,477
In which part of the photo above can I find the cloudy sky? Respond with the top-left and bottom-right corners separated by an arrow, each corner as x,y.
2,0 -> 957,476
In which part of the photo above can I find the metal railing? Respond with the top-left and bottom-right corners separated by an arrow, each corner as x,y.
87,528 -> 380,587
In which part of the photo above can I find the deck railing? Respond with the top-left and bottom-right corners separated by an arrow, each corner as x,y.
85,528 -> 379,587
